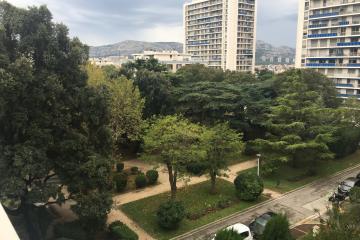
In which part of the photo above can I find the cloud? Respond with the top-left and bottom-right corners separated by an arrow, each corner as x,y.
7,0 -> 299,47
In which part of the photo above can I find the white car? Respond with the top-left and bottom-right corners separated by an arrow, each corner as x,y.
212,223 -> 253,240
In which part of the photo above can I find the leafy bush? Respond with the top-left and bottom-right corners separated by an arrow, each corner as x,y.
146,170 -> 159,185
114,173 -> 128,192
186,161 -> 208,176
234,172 -> 263,201
215,228 -> 244,240
261,214 -> 293,240
350,187 -> 360,204
328,127 -> 360,158
109,221 -> 138,240
135,174 -> 147,188
217,198 -> 232,209
130,166 -> 139,175
157,201 -> 185,230
54,221 -> 87,240
116,162 -> 125,172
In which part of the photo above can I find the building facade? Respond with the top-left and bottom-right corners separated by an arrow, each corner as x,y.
132,50 -> 208,72
183,0 -> 257,72
296,0 -> 360,98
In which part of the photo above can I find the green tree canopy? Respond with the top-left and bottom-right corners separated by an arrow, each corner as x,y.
261,214 -> 293,240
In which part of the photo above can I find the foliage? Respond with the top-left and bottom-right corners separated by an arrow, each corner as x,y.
157,201 -> 186,230
54,220 -> 87,240
146,170 -> 159,185
253,70 -> 340,172
186,161 -> 208,176
114,173 -> 128,192
261,214 -> 293,240
121,58 -> 168,79
116,162 -> 125,172
199,123 -> 243,193
109,221 -> 139,240
142,115 -> 203,199
234,172 -> 264,201
215,228 -> 245,240
328,127 -> 360,158
0,2 -> 113,236
135,174 -> 147,189
350,186 -> 360,204
130,166 -> 139,175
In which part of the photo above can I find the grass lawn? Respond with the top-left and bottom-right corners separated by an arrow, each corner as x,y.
243,151 -> 360,193
122,179 -> 268,240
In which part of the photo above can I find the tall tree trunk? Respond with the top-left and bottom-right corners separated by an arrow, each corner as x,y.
210,170 -> 217,194
166,163 -> 177,200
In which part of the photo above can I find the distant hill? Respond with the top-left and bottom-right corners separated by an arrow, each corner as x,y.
89,40 -> 295,65
89,40 -> 183,58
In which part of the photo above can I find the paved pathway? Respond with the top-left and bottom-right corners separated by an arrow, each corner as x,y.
172,163 -> 360,240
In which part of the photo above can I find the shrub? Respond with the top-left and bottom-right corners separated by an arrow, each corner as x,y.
261,214 -> 293,240
217,198 -> 232,209
114,173 -> 128,192
146,170 -> 159,185
157,201 -> 185,230
109,221 -> 138,240
186,161 -> 208,176
116,162 -> 125,172
215,228 -> 244,240
130,166 -> 139,175
234,172 -> 263,201
54,220 -> 87,240
135,174 -> 147,188
350,187 -> 360,203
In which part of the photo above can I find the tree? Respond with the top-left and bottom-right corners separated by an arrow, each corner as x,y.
0,3 -> 113,238
86,63 -> 145,156
120,58 -> 167,79
215,228 -> 245,240
261,214 -> 293,240
142,115 -> 202,199
156,201 -> 185,230
200,123 -> 243,194
253,71 -> 340,173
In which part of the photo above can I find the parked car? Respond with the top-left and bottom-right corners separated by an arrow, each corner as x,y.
212,223 -> 253,240
337,177 -> 360,196
249,212 -> 277,238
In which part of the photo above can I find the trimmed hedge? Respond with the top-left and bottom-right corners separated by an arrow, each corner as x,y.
114,173 -> 128,192
116,162 -> 125,172
54,221 -> 87,240
135,174 -> 147,188
146,170 -> 159,185
234,172 -> 263,201
109,221 -> 138,240
215,228 -> 244,240
186,161 -> 208,176
157,201 -> 185,230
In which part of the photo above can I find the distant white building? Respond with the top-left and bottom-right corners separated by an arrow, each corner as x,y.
89,56 -> 130,67
132,50 -> 207,72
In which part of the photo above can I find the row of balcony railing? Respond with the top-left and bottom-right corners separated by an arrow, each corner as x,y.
306,63 -> 360,67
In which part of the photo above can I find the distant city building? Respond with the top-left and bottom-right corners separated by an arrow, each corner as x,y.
183,0 -> 257,72
89,56 -> 129,67
256,64 -> 295,74
132,50 -> 207,72
269,57 -> 274,63
296,0 -> 360,98
261,56 -> 267,62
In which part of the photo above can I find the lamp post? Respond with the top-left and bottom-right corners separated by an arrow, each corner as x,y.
256,154 -> 261,177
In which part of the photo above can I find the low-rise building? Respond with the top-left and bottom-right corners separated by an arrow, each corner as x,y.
132,50 -> 207,72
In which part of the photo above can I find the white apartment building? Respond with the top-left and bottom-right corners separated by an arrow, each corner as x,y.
296,0 -> 360,98
132,50 -> 207,72
183,0 -> 257,72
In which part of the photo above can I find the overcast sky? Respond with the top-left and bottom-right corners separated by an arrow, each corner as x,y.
7,0 -> 299,47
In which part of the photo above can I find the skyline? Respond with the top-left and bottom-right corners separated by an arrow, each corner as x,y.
7,0 -> 299,47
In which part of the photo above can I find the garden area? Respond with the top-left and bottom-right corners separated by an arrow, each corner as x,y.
122,179 -> 268,240
244,151 -> 360,193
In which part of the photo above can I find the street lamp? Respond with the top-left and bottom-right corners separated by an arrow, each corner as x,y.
256,154 -> 261,177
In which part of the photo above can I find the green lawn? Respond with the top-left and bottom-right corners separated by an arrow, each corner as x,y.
122,179 -> 268,240
244,151 -> 360,193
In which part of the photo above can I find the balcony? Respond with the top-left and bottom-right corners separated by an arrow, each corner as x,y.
307,33 -> 337,38
306,63 -> 336,67
309,12 -> 339,19
339,21 -> 350,25
337,94 -> 360,98
336,83 -> 354,87
337,42 -> 360,46
348,63 -> 360,67
309,23 -> 328,28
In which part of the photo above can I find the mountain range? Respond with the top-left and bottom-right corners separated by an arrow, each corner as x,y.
89,40 -> 295,65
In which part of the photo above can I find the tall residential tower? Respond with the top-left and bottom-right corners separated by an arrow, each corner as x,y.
183,0 -> 257,72
296,0 -> 360,98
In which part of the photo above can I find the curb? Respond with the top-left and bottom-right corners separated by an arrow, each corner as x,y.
171,162 -> 360,240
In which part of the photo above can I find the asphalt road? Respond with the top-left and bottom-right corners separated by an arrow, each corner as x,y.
172,163 -> 360,240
